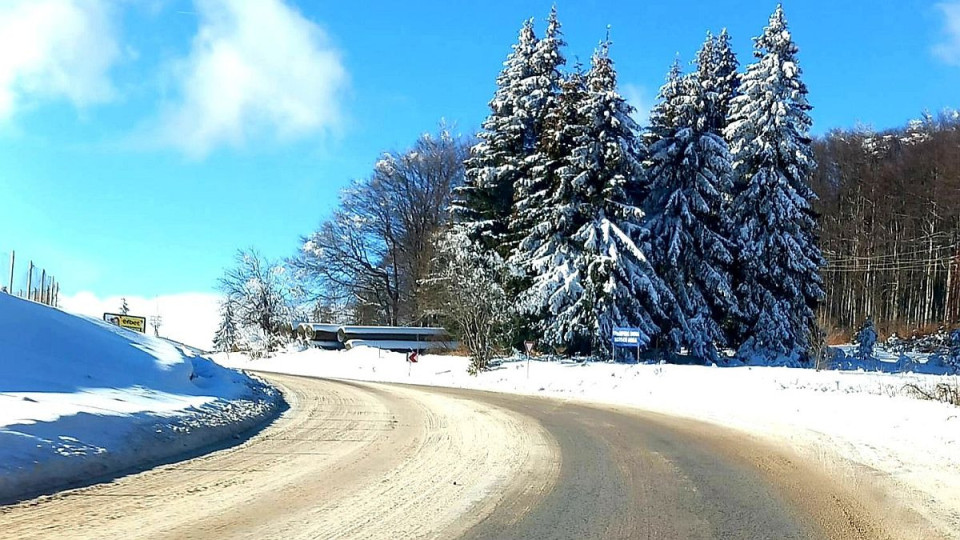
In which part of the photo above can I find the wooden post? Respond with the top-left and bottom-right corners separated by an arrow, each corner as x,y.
7,251 -> 13,294
26,261 -> 33,301
39,269 -> 46,304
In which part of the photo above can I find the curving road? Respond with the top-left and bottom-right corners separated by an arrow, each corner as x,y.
0,374 -> 942,539
446,388 -> 936,540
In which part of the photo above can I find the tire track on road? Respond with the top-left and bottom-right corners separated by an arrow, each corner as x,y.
0,374 -> 560,540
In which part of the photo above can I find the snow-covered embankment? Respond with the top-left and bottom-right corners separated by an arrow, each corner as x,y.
0,294 -> 284,503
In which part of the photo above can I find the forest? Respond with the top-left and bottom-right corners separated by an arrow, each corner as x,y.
214,4 -> 960,368
814,113 -> 960,341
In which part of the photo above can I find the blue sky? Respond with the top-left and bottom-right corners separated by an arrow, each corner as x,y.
2,0 -> 959,302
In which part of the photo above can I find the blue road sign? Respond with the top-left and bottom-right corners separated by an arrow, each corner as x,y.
612,327 -> 642,347
612,327 -> 643,362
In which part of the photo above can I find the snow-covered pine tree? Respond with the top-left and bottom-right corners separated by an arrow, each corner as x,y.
724,5 -> 825,365
693,30 -> 741,346
509,6 -> 567,258
645,51 -> 738,363
510,62 -> 587,333
516,39 -> 676,357
710,29 -> 740,133
453,18 -> 539,257
119,297 -> 130,315
854,318 -> 877,362
645,58 -> 684,150
695,31 -> 716,99
213,301 -> 239,353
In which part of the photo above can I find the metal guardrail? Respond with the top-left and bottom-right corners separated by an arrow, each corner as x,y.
1,249 -> 60,307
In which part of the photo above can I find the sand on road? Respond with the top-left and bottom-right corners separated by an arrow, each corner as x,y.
0,374 -> 945,539
0,374 -> 558,540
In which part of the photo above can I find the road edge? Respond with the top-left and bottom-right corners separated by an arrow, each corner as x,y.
0,370 -> 288,505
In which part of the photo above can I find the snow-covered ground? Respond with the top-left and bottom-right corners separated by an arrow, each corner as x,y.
833,343 -> 958,375
0,294 -> 283,503
217,346 -> 960,536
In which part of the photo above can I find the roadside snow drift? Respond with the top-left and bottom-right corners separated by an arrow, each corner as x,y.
218,346 -> 960,537
0,294 -> 282,503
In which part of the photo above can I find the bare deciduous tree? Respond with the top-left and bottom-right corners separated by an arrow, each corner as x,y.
426,232 -> 516,373
293,129 -> 469,325
219,248 -> 293,356
813,112 -> 960,338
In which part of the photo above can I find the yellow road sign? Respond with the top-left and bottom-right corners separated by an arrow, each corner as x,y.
103,313 -> 147,333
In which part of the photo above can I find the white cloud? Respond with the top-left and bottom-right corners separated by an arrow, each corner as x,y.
621,83 -> 650,128
156,0 -> 348,157
59,291 -> 222,351
0,0 -> 120,120
934,2 -> 960,65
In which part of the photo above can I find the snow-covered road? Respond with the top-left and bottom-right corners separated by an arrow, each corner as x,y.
2,373 -> 939,539
0,374 -> 557,539
217,347 -> 960,539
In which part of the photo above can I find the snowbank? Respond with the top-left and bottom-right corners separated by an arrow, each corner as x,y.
0,294 -> 283,503
832,344 -> 959,375
217,346 -> 960,535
